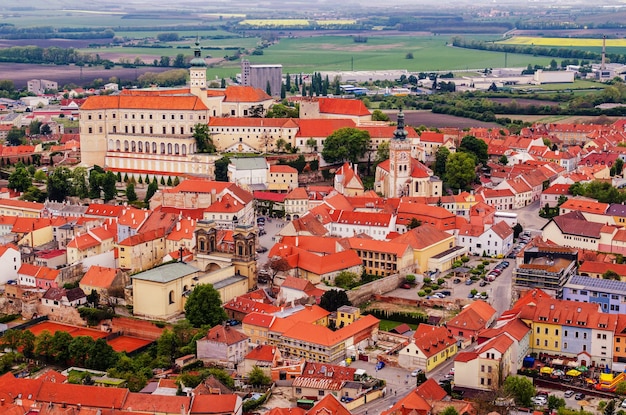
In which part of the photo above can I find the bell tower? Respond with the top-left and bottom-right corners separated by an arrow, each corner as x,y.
388,108 -> 411,197
232,224 -> 257,288
189,36 -> 207,96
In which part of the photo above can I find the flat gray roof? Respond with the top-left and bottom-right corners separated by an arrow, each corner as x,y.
213,274 -> 247,289
231,157 -> 267,170
132,262 -> 199,283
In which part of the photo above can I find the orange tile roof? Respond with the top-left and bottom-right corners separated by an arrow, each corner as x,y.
12,217 -> 52,233
0,199 -> 43,211
18,263 -> 59,280
279,235 -> 339,255
166,218 -> 196,242
204,193 -> 246,214
36,381 -> 129,409
80,266 -> 118,289
224,297 -> 281,315
243,312 -> 275,328
391,224 -> 453,249
287,305 -> 331,324
117,207 -> 149,229
122,393 -> 191,414
302,362 -> 356,381
209,117 -> 296,128
490,221 -> 513,240
344,237 -> 410,256
329,210 -> 391,226
307,393 -> 352,415
578,261 -> 626,277
543,184 -> 572,195
285,187 -> 309,200
245,345 -> 278,362
317,97 -> 370,116
360,125 -> 419,139
413,324 -> 456,358
67,232 -> 100,250
282,314 -> 378,347
190,394 -> 241,414
85,204 -> 125,217
118,228 -> 165,246
204,325 -> 249,345
560,198 -> 609,214
420,131 -> 445,143
415,378 -> 448,401
270,164 -> 298,173
479,333 -> 514,354
81,94 -> 208,111
223,85 -> 272,102
295,118 -> 356,137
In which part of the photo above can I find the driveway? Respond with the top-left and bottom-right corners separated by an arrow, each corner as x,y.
513,200 -> 547,233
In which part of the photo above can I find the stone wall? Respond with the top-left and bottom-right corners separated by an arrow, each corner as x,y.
36,303 -> 85,326
346,273 -> 405,305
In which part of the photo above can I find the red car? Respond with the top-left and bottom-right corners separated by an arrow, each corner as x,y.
400,283 -> 411,289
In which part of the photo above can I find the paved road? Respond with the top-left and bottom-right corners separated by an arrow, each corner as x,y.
514,200 -> 547,234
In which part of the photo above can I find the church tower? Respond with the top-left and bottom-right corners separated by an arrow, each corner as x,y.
388,108 -> 412,197
189,37 -> 207,96
232,224 -> 257,288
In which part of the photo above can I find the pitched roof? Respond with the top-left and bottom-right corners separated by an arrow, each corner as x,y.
122,393 -> 191,414
81,94 -> 208,111
270,164 -> 298,173
302,362 -> 356,381
245,345 -> 278,362
543,184 -> 572,195
344,237 -> 410,256
118,228 -> 166,246
490,221 -> 513,240
295,118 -> 356,137
42,287 -> 85,302
317,97 -> 370,116
223,85 -> 272,102
413,324 -> 456,358
560,198 -> 609,214
203,325 -> 249,345
80,266 -> 119,288
391,224 -> 453,249
190,394 -> 241,414
306,393 -> 352,415
447,301 -> 496,333
242,312 -> 275,328
551,212 -> 604,238
415,378 -> 448,401
36,382 -> 129,409
18,263 -> 59,281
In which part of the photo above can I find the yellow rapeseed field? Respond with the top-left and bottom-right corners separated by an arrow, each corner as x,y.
238,19 -> 310,27
499,36 -> 626,47
316,19 -> 357,25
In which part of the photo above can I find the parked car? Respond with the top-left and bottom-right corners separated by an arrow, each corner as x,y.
621,398 -> 626,408
574,393 -> 585,400
376,361 -> 385,370
501,261 -> 510,267
465,279 -> 474,285
467,292 -> 475,298
531,396 -> 547,406
564,390 -> 575,398
400,283 -> 411,289
411,369 -> 423,377
227,319 -> 240,326
479,280 -> 487,287
440,290 -> 452,296
256,246 -> 268,253
453,278 -> 461,284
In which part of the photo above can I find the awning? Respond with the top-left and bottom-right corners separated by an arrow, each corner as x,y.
552,359 -> 564,365
567,360 -> 578,367
566,369 -> 581,377
540,367 -> 553,374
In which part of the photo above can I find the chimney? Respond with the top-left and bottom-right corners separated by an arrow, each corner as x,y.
177,222 -> 181,231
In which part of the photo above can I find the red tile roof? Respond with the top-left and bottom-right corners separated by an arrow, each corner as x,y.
118,228 -> 165,246
223,85 -> 272,102
122,393 -> 191,414
317,97 -> 370,116
80,266 -> 118,289
295,118 -> 357,138
413,324 -> 456,358
190,394 -> 241,414
203,325 -> 249,345
391,224 -> 453,249
242,312 -> 275,328
36,381 -> 129,409
270,164 -> 298,173
245,345 -> 278,362
81,94 -> 208,111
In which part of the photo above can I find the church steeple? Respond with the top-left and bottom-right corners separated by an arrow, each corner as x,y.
393,107 -> 408,141
189,36 -> 207,95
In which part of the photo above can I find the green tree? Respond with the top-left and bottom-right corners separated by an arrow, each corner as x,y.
616,381 -> 626,395
322,127 -> 371,165
375,141 -> 390,164
193,123 -> 216,153
126,182 -> 137,202
51,331 -> 73,364
215,156 -> 230,182
40,124 -> 52,136
459,135 -> 488,166
603,270 -> 620,280
29,119 -> 42,135
47,167 -> 72,202
433,146 -> 450,178
319,289 -> 352,312
334,271 -> 359,289
0,329 -> 22,352
184,284 -> 228,327
87,338 -> 118,371
499,155 -> 509,165
266,104 -> 299,118
102,171 -> 117,202
8,165 -> 32,192
546,396 -> 566,411
604,399 -> 616,415
69,336 -> 95,367
513,223 -> 523,239
440,407 -> 459,415
275,138 -> 287,153
144,180 -> 158,203
371,109 -> 390,121
503,375 -> 535,407
614,158 -> 625,177
306,138 -> 317,153
248,366 -> 271,386
407,218 -> 422,229
445,152 -> 476,191
173,53 -> 186,68
6,127 -> 25,146
266,80 -> 272,96
71,167 -> 89,198
21,330 -> 35,358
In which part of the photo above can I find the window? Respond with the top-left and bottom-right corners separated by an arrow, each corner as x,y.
168,290 -> 175,304
318,390 -> 324,396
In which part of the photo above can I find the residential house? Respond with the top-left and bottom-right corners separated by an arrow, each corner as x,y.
165,217 -> 196,255
80,265 -> 127,302
328,210 -> 396,240
559,198 -> 610,224
0,243 -> 20,284
541,183 -> 572,208
13,217 -> 54,247
196,324 -> 250,367
578,261 -> 626,280
340,237 -> 414,276
239,345 -> 281,378
446,300 -> 497,342
18,263 -> 60,289
41,287 -> 87,308
495,177 -> 533,209
278,276 -> 324,305
480,188 -> 515,211
398,324 -> 457,372
190,394 -> 243,415
477,317 -> 531,373
395,201 -> 458,234
392,224 -> 464,273
454,334 -> 515,391
0,199 -> 43,218
456,221 -> 513,257
228,157 -> 269,189
563,275 -> 626,313
66,224 -> 116,265
284,187 -> 310,220
268,165 -> 298,192
254,191 -> 287,218
334,162 -> 364,196
118,228 -> 166,272
223,295 -> 281,322
541,211 -> 612,252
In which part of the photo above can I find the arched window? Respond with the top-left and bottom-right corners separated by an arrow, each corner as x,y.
175,144 -> 179,155
161,143 -> 166,154
108,139 -> 114,150
182,144 -> 187,155
116,140 -> 121,151
138,141 -> 143,152
152,142 -> 157,153
124,140 -> 129,151
145,141 -> 150,153
167,143 -> 172,155
131,141 -> 136,152
168,290 -> 175,304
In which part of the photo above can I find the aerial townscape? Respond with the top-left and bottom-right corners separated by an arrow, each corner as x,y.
8,1 -> 626,415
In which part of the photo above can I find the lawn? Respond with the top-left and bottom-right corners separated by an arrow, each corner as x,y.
378,319 -> 418,332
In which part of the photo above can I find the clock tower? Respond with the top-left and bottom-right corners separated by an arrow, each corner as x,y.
189,37 -> 207,96
388,108 -> 412,197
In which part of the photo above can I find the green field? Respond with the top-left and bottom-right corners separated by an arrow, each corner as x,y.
378,319 -> 418,332
202,35 -> 559,79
